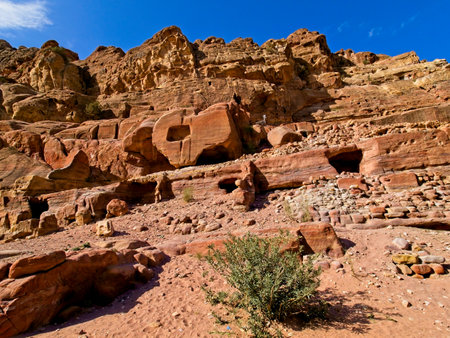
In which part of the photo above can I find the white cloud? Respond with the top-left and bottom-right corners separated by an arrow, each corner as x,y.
0,0 -> 51,30
337,21 -> 349,33
368,27 -> 382,38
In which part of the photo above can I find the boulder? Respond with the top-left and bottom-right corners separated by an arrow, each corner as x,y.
0,249 -> 123,336
140,248 -> 166,266
47,150 -> 90,181
152,102 -> 242,168
96,220 -> 115,237
8,251 -> 66,279
392,237 -> 410,250
37,211 -> 59,236
296,222 -> 344,258
337,177 -> 368,191
0,262 -> 11,281
267,126 -> 302,147
392,253 -> 419,265
2,130 -> 42,157
133,263 -> 154,282
93,264 -> 136,304
106,199 -> 129,218
380,172 -> 419,191
410,264 -> 432,275
11,90 -> 92,123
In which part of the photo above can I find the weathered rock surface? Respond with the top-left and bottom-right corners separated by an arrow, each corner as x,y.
267,126 -> 303,147
0,247 -> 166,336
8,250 -> 66,278
152,102 -> 242,167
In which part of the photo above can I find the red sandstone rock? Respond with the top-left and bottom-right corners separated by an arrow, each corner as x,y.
152,102 -> 242,168
141,249 -> 166,267
106,199 -> 129,218
380,172 -> 419,191
359,130 -> 450,175
410,264 -> 432,275
2,130 -> 42,158
295,222 -> 344,258
429,264 -> 445,274
0,249 -> 139,336
337,177 -> 368,191
0,262 -> 11,281
183,223 -> 343,258
47,150 -> 90,181
267,126 -> 302,147
8,250 -> 66,279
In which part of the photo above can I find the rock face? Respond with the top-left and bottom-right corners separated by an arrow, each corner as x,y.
8,251 -> 66,278
267,126 -> 303,147
0,26 -> 449,336
0,28 -> 448,244
0,248 -> 165,336
152,102 -> 242,167
47,150 -> 90,181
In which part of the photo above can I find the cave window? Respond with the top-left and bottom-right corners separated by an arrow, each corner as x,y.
219,178 -> 238,194
28,198 -> 49,219
196,146 -> 230,166
328,149 -> 363,174
127,182 -> 157,204
166,125 -> 191,142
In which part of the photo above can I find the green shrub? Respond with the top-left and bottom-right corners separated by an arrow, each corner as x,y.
182,187 -> 194,203
299,199 -> 312,222
205,232 -> 323,337
283,200 -> 295,221
49,46 -> 69,62
85,101 -> 103,120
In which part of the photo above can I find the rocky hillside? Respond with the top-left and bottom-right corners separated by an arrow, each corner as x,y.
0,26 -> 449,336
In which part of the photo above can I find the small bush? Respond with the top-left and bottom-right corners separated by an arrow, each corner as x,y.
283,200 -> 295,221
182,187 -> 194,203
85,101 -> 103,120
205,232 -> 322,337
265,42 -> 277,54
49,46 -> 69,62
299,199 -> 312,222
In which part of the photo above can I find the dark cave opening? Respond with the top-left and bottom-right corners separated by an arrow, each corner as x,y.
196,146 -> 230,166
218,178 -> 238,194
328,149 -> 363,174
28,198 -> 49,219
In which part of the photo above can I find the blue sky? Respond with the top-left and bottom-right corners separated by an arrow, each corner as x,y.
0,0 -> 449,62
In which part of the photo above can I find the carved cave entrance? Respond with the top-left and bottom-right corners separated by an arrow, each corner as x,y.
328,149 -> 363,174
167,125 -> 191,142
196,146 -> 230,166
218,178 -> 238,194
28,198 -> 49,219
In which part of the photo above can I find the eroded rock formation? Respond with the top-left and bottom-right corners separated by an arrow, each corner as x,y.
0,25 -> 449,335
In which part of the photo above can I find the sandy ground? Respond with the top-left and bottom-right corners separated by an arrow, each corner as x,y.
1,191 -> 448,337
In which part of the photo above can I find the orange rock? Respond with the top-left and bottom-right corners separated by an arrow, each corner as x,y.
153,102 -> 242,168
337,177 -> 368,191
429,263 -> 445,274
267,126 -> 302,147
380,172 -> 419,191
2,130 -> 42,157
359,130 -> 450,175
0,262 -> 11,281
47,150 -> 90,181
410,264 -> 432,275
8,251 -> 66,279
106,199 -> 129,218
